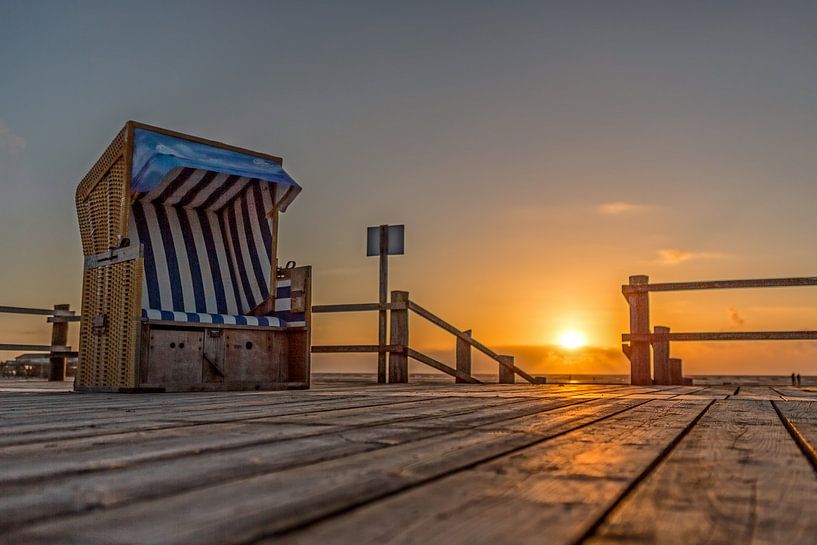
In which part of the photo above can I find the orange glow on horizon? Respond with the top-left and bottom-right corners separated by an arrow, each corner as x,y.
557,330 -> 587,350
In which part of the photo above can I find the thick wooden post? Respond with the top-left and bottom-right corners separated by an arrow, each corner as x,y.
669,357 -> 683,385
498,355 -> 515,384
377,225 -> 389,384
652,326 -> 670,385
388,290 -> 409,383
48,304 -> 69,382
456,329 -> 472,383
625,275 -> 651,385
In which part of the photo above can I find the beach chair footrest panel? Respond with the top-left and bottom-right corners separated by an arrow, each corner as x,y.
137,323 -> 303,390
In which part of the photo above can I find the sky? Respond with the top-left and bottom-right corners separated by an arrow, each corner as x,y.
2,1 -> 817,376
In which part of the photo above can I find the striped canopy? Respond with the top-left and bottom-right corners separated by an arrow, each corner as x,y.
131,128 -> 301,211
128,128 -> 304,327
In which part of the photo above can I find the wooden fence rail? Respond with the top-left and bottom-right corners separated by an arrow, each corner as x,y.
0,305 -> 78,381
622,274 -> 817,386
311,290 -> 542,385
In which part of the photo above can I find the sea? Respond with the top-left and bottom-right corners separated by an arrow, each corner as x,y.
313,373 -> 815,387
1,373 -> 812,389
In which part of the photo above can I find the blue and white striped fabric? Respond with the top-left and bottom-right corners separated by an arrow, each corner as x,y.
130,167 -> 305,328
141,309 -> 283,327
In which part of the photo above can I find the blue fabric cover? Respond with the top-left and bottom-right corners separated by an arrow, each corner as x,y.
131,128 -> 301,211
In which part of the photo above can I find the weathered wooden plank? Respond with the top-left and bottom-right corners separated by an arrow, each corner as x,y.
48,304 -> 70,381
310,344 -> 381,353
498,354 -> 515,384
3,398 -> 644,544
624,275 -> 651,385
732,386 -> 784,400
0,395 -> 463,455
0,411 -> 513,530
0,433 -> 386,532
5,392 -> 597,482
0,422 -> 345,485
475,397 -> 646,434
1,390 -> 317,419
585,400 -> 817,545
774,400 -> 817,470
626,331 -> 817,342
311,303 -> 381,313
668,357 -> 683,385
652,326 -> 670,385
407,348 -> 481,384
455,329 -> 472,383
269,399 -> 709,545
772,386 -> 817,400
0,395 -> 436,444
0,306 -> 71,316
262,396 -> 526,426
622,276 -> 817,294
388,291 -> 409,383
0,397 -> 627,531
0,397 -> 580,485
0,389 -> 333,413
392,397 -> 589,430
378,225 -> 389,384
0,344 -> 52,352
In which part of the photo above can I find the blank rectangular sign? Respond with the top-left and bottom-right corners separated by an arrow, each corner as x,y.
367,225 -> 405,256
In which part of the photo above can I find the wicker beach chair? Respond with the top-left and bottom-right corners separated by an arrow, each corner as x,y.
74,122 -> 311,392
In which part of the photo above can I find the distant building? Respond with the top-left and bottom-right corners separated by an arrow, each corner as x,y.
0,353 -> 77,378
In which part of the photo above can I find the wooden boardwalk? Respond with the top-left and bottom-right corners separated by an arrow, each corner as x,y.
1,382 -> 817,544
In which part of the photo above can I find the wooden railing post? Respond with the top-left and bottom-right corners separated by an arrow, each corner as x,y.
669,358 -> 683,385
652,326 -> 670,385
377,225 -> 388,384
625,275 -> 651,385
456,329 -> 472,383
389,291 -> 409,383
498,355 -> 515,384
48,304 -> 70,382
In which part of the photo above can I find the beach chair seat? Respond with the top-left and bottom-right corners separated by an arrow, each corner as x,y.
141,310 -> 285,327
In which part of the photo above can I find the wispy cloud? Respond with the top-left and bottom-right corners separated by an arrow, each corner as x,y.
0,121 -> 26,154
597,201 -> 651,215
657,248 -> 727,265
728,306 -> 745,327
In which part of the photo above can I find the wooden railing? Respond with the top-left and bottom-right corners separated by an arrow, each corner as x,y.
622,274 -> 817,385
0,305 -> 80,381
312,291 -> 543,385
0,294 -> 543,386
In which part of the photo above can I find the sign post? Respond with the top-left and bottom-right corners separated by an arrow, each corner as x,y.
367,225 -> 405,383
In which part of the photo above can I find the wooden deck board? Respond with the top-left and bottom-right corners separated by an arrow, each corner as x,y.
270,400 -> 709,545
585,399 -> 817,545
0,383 -> 814,545
0,397 -> 642,534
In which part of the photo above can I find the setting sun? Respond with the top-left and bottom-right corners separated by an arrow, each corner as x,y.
557,330 -> 587,350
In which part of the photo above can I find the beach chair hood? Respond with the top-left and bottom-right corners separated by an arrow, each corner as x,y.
131,127 -> 301,211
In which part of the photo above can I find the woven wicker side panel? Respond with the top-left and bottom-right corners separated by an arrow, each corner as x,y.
76,258 -> 142,389
77,157 -> 128,255
76,126 -> 128,256
76,126 -> 126,201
